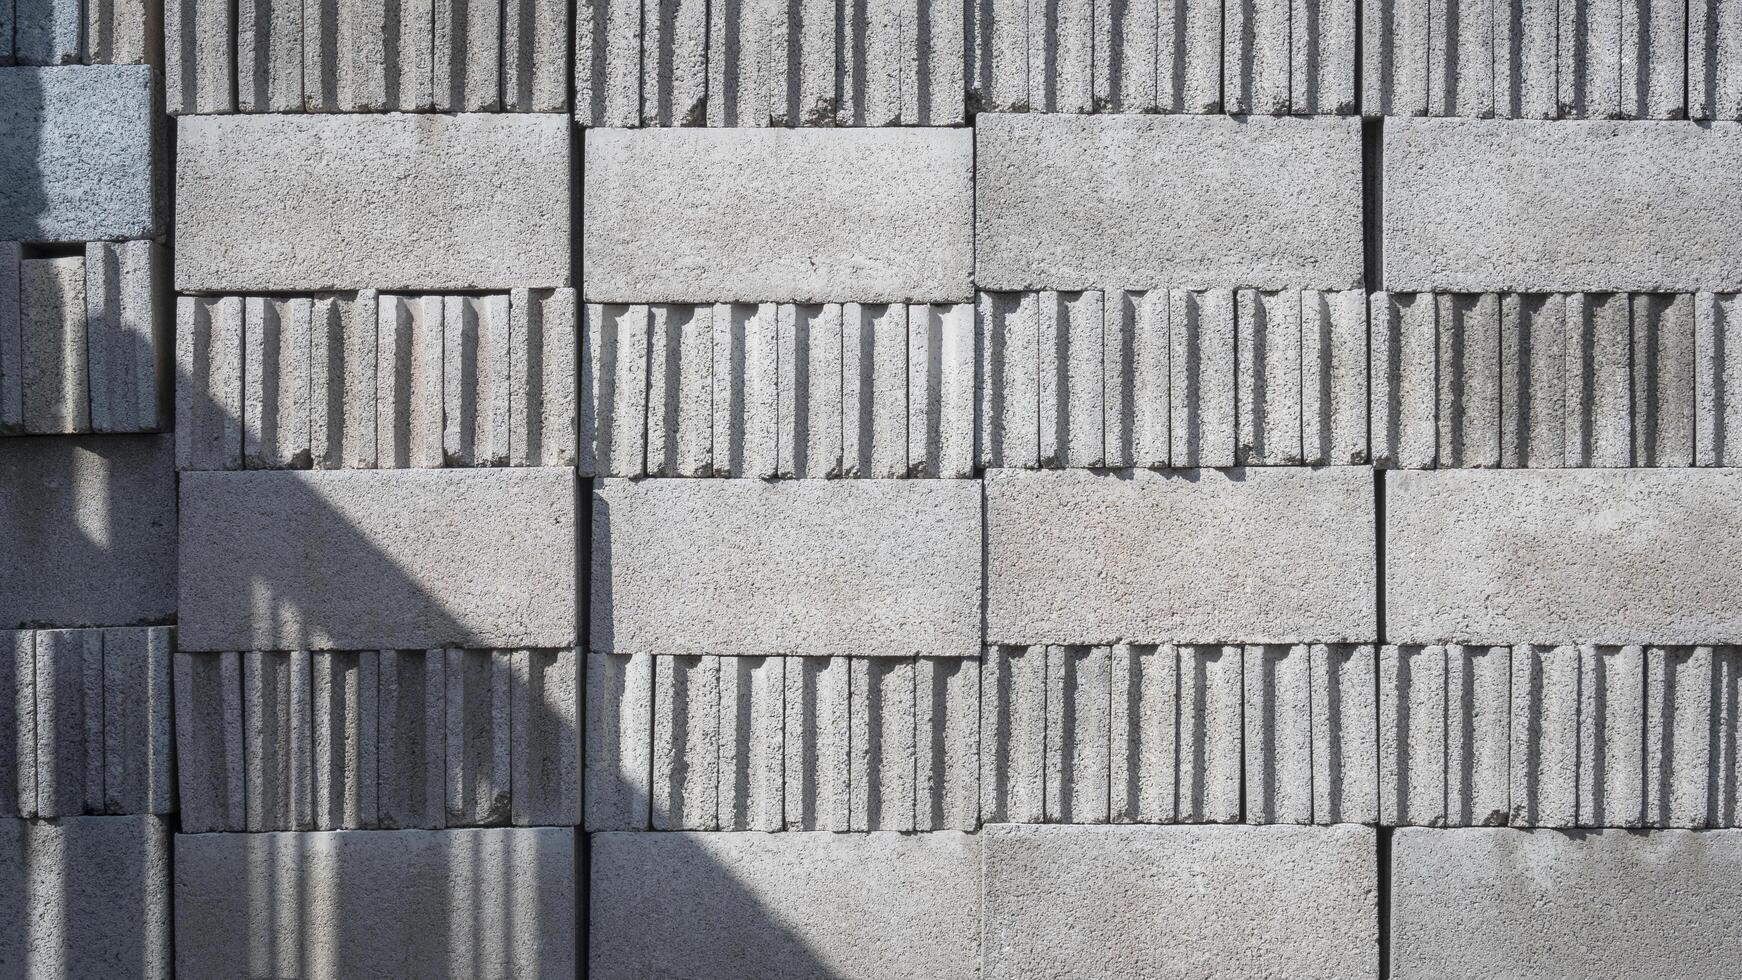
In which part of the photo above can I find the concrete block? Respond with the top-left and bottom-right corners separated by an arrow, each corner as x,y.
1291,0 -> 1358,114
179,468 -> 576,651
1363,0 -> 1431,115
581,303 -> 647,476
1179,645 -> 1243,823
1436,293 -> 1501,467
972,0 -> 1032,111
510,648 -> 577,826
85,241 -> 166,434
1236,289 -> 1303,465
1226,0 -> 1291,114
645,303 -> 713,477
1038,290 -> 1104,468
243,650 -> 314,832
311,649 -> 377,830
33,627 -> 102,816
979,292 -> 1039,469
92,0 -> 158,66
2,631 -> 29,815
1558,0 -> 1621,118
583,128 -> 972,303
502,0 -> 567,111
166,0 -> 234,113
784,654 -> 850,831
1371,292 -> 1438,468
433,0 -> 502,111
976,113 -> 1363,291
1381,645 -> 1447,826
1438,0 -> 1497,116
378,649 -> 446,830
1311,643 -> 1378,824
238,0 -> 303,111
1169,289 -> 1237,467
592,479 -> 979,657
1497,0 -> 1560,117
982,645 -> 1048,824
1387,468 -> 1742,644
842,302 -> 907,477
445,648 -> 510,826
717,655 -> 784,831
376,294 -> 445,469
0,815 -> 170,978
1391,827 -> 1742,979
576,0 -> 641,125
1302,289 -> 1369,465
0,65 -> 157,241
1384,119 -> 1742,291
983,824 -> 1377,980
301,0 -> 398,111
641,0 -> 708,125
509,288 -> 577,468
916,656 -> 979,831
102,626 -> 174,815
173,651 -> 245,834
1564,292 -> 1633,466
776,303 -> 844,478
1511,644 -> 1580,827
1633,292 -> 1696,466
1091,0 -> 1156,112
20,255 -> 87,433
1578,644 -> 1646,828
0,242 -> 19,432
14,0 -> 82,64
765,0 -> 840,126
310,290 -> 378,469
907,303 -> 976,478
175,827 -> 575,980
708,302 -> 779,478
1023,0 -> 1093,113
1499,293 -> 1566,467
1447,644 -> 1512,826
986,467 -> 1376,646
1045,645 -> 1111,824
177,295 -> 244,471
652,654 -> 719,830
851,657 -> 916,831
1696,293 -> 1742,464
243,296 -> 314,469
1692,0 -> 1742,120
441,295 -> 512,467
585,652 -> 652,831
1245,644 -> 1312,824
592,831 -> 979,980
1104,289 -> 1170,468
0,434 -> 177,629
1619,0 -> 1685,119
1646,646 -> 1714,828
176,113 -> 570,292
844,0 -> 965,124
1109,643 -> 1176,823
1716,650 -> 1741,826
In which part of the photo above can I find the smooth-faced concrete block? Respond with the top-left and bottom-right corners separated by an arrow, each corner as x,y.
1388,468 -> 1742,644
176,114 -> 570,292
1392,827 -> 1742,979
1385,119 -> 1742,291
591,831 -> 979,980
0,434 -> 176,629
592,479 -> 979,657
976,113 -> 1363,291
986,467 -> 1376,646
0,65 -> 158,242
175,827 -> 575,980
179,468 -> 576,651
983,824 -> 1377,980
0,815 -> 170,978
583,128 -> 973,303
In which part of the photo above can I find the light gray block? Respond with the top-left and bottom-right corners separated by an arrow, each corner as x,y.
509,288 -> 578,468
310,291 -> 377,469
441,294 -> 512,467
640,0 -> 708,125
851,657 -> 916,831
166,0 -> 234,113
1045,645 -> 1111,824
1565,292 -> 1633,466
1311,643 -> 1378,824
1500,293 -> 1566,467
33,627 -> 102,817
1388,469 -> 1742,644
378,649 -> 446,830
0,815 -> 170,979
838,0 -> 963,124
176,295 -> 244,471
175,827 -> 575,980
238,0 -> 303,111
1578,644 -> 1646,828
1169,289 -> 1236,467
986,467 -> 1376,646
708,302 -> 779,478
1692,0 -> 1742,120
445,648 -> 510,826
243,650 -> 314,832
85,241 -> 166,434
783,654 -> 850,831
102,626 -> 174,815
1385,119 -> 1742,291
85,0 -> 155,66
979,292 -> 1039,469
1633,292 -> 1696,466
584,652 -> 652,832
1,434 -> 177,629
1436,293 -> 1501,467
300,0 -> 393,111
972,0 -> 1031,111
1291,0 -> 1358,114
583,128 -> 972,303
510,648 -> 578,827
764,0 -> 840,127
907,303 -> 976,478
1447,644 -> 1512,826
433,0 -> 502,111
843,302 -> 908,477
916,656 -> 979,831
1038,290 -> 1104,468
243,296 -> 314,469
1104,289 -> 1170,468
176,114 -> 570,292
14,0 -> 83,64
1371,292 -> 1438,468
581,303 -> 648,477
592,831 -> 979,980
576,0 -> 642,125
976,114 -> 1363,291
982,645 -> 1048,824
311,649 -> 378,830
983,824 -> 1377,980
1226,0 -> 1291,114
592,479 -> 979,657
1391,827 -> 1742,980
20,255 -> 87,434
1716,650 -> 1742,826
1236,289 -> 1303,465
1645,646 -> 1714,828
645,303 -> 713,477
173,651 -> 245,834
776,303 -> 843,479
1362,0 -> 1431,115
376,294 -> 444,469
1179,645 -> 1243,823
1302,289 -> 1368,465
1024,0 -> 1093,113
1110,643 -> 1177,824
1696,292 -> 1742,465
717,655 -> 784,831
1093,0 -> 1158,112
652,654 -> 719,831
1245,644 -> 1312,824
1381,645 -> 1447,827
502,0 -> 567,111
179,468 -> 576,651
0,65 -> 157,241
1511,644 -> 1580,827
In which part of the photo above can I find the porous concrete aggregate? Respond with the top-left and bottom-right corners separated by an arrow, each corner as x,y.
0,65 -> 158,242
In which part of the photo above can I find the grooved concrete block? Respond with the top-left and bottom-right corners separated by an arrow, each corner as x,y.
1696,292 -> 1742,465
1692,2 -> 1742,120
1437,293 -> 1501,467
986,467 -> 1376,646
1044,645 -> 1111,823
101,627 -> 175,815
0,65 -> 158,242
1302,289 -> 1368,465
1511,644 -> 1580,827
20,255 -> 88,434
1312,643 -> 1378,824
652,654 -> 720,831
176,114 -> 570,292
376,294 -> 445,469
174,651 -> 244,833
907,303 -> 976,478
582,128 -> 973,303
1109,643 -> 1177,823
176,295 -> 244,471
1245,645 -> 1312,824
851,657 -> 917,830
1169,289 -> 1237,467
917,656 -> 979,830
175,827 -> 576,980
179,468 -> 576,651
718,655 -> 785,831
591,831 -> 980,980
311,649 -> 378,830
1564,292 -> 1633,466
0,815 -> 170,979
445,648 -> 510,825
1388,469 -> 1742,644
1500,293 -> 1566,467
585,652 -> 651,831
510,648 -> 578,827
1371,292 -> 1438,469
1104,289 -> 1170,468
2,631 -> 29,816
86,240 -> 168,434
1392,828 -> 1742,979
983,824 -> 1378,980
784,655 -> 851,831
1,242 -> 20,433
243,650 -> 314,831
592,479 -> 979,657
33,627 -> 102,816
1578,644 -> 1646,828
1445,645 -> 1512,826
1236,289 -> 1303,465
378,649 -> 446,829
1381,645 -> 1448,827
976,114 -> 1363,290
982,645 -> 1048,824
1385,119 -> 1742,292
1179,645 -> 1244,823
0,434 -> 176,630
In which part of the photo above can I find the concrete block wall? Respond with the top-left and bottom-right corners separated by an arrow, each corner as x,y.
4,4 -> 1742,978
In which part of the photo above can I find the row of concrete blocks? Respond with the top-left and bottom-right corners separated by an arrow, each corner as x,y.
0,0 -> 153,65
175,648 -> 578,833
0,240 -> 165,435
585,300 -> 975,479
585,644 -> 1742,833
166,0 -> 567,114
176,289 -> 577,471
1,627 -> 172,818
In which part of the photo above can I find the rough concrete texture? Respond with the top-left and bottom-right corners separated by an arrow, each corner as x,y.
976,113 -> 1363,290
986,467 -> 1375,645
0,65 -> 158,242
175,113 -> 570,291
0,434 -> 176,629
1385,119 -> 1742,292
582,128 -> 973,303
175,827 -> 575,979
591,831 -> 980,980
592,478 -> 979,657
1393,828 -> 1742,979
983,824 -> 1377,979
178,468 -> 575,651
1388,468 -> 1742,643
86,240 -> 168,433
0,815 -> 171,978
